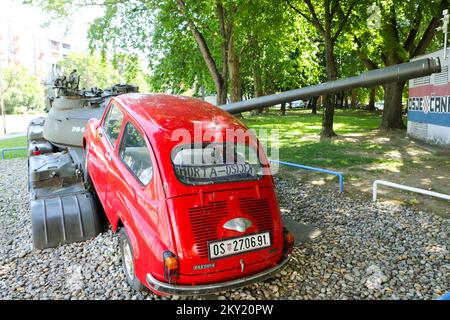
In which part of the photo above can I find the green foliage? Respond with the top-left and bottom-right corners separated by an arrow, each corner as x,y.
57,52 -> 121,88
241,0 -> 322,91
146,1 -> 216,93
84,0 -> 323,95
27,0 -> 446,107
57,52 -> 149,91
353,0 -> 448,66
1,65 -> 45,114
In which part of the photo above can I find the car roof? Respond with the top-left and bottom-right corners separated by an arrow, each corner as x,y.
112,93 -> 271,197
114,93 -> 247,141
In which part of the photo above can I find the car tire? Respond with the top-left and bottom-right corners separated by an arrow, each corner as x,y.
119,228 -> 146,292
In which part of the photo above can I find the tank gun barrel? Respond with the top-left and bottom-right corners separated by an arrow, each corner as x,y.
220,58 -> 441,114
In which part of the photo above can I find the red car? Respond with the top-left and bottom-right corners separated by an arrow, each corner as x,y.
83,93 -> 294,295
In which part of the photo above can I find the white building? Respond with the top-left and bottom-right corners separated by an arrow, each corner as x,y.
0,0 -> 92,82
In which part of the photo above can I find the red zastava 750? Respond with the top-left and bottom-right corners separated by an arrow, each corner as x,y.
83,93 -> 294,295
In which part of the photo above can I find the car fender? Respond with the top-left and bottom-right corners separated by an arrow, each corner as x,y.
110,209 -> 121,232
119,208 -> 169,282
121,218 -> 140,260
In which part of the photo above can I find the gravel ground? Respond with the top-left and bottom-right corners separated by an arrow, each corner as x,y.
0,158 -> 448,300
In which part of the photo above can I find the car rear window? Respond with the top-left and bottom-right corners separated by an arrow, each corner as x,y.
171,143 -> 263,185
119,122 -> 153,185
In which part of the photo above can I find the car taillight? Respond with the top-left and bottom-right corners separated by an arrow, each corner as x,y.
32,146 -> 41,156
283,228 -> 295,254
163,251 -> 178,283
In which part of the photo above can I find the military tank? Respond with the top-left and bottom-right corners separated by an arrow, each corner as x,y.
28,70 -> 138,249
28,58 -> 441,250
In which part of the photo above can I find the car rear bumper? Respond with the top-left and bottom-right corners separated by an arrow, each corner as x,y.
146,255 -> 290,296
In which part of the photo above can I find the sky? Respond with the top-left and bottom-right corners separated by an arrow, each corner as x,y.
0,0 -> 104,51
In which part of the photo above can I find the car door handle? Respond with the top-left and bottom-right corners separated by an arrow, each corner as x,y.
105,153 -> 112,161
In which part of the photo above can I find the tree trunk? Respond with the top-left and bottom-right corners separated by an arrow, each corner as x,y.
251,63 -> 264,115
216,1 -> 230,106
368,87 -> 376,111
281,103 -> 286,116
176,0 -> 229,106
311,97 -> 318,114
350,89 -> 357,109
217,79 -> 227,105
321,94 -> 336,138
339,92 -> 345,109
289,0 -> 356,137
321,37 -> 337,138
381,81 -> 406,129
227,33 -> 241,103
262,70 -> 275,113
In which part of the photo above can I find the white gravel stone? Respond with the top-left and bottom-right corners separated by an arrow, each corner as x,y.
0,159 -> 448,300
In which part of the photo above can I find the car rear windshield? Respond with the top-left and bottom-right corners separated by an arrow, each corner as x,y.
171,143 -> 264,185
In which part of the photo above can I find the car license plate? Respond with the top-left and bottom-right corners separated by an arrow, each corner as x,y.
208,232 -> 271,260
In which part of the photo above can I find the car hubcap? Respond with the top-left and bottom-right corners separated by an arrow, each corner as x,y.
123,240 -> 135,281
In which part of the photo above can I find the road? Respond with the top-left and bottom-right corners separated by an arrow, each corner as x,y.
0,114 -> 45,138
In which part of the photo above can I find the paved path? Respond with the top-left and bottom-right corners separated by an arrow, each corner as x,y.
0,114 -> 44,140
0,133 -> 26,141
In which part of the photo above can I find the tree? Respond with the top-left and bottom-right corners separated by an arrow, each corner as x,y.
354,0 -> 449,129
239,0 -> 322,113
27,0 -> 328,120
87,0 -> 233,103
174,0 -> 234,105
58,52 -> 149,91
0,64 -> 45,115
58,52 -> 121,89
286,0 -> 360,138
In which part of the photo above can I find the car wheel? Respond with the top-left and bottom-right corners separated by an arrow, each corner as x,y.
119,228 -> 146,292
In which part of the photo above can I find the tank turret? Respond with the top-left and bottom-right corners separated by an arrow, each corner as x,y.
43,70 -> 138,147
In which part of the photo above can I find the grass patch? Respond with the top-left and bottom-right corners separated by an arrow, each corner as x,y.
0,136 -> 27,160
277,141 -> 384,168
243,109 -> 389,169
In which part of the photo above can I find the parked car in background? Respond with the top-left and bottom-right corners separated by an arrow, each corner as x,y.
290,100 -> 305,109
356,102 -> 367,110
375,101 -> 384,111
83,93 -> 294,295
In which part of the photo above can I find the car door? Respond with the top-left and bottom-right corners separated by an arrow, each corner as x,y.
105,119 -> 164,240
90,101 -> 125,206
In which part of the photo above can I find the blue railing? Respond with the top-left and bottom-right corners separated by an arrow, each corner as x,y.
269,159 -> 344,193
1,147 -> 28,160
437,292 -> 450,300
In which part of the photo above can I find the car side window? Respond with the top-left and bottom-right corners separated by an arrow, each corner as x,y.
103,103 -> 124,147
119,122 -> 153,185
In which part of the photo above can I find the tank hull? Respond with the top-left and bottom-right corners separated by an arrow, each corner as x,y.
43,97 -> 110,148
28,79 -> 138,249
